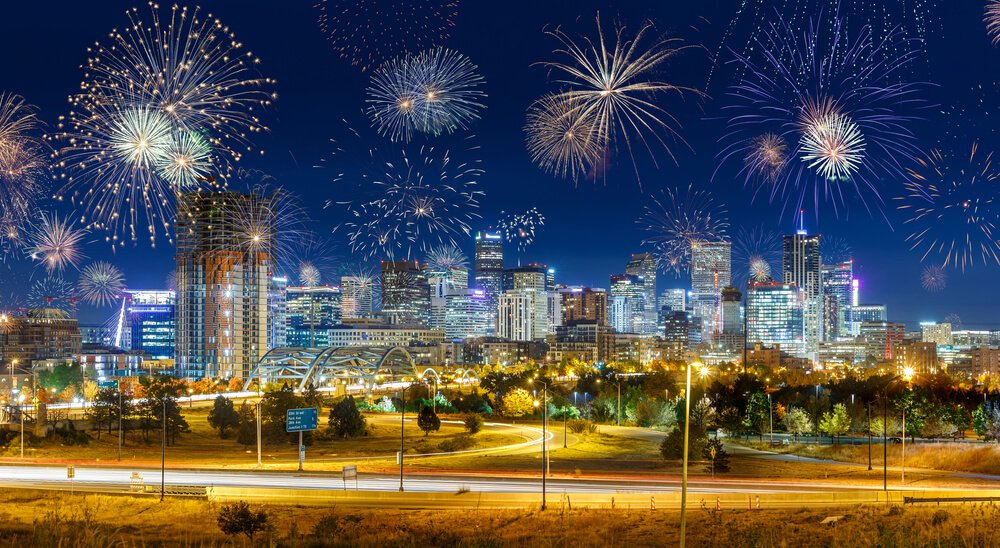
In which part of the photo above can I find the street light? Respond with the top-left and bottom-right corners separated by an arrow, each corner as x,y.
529,377 -> 548,510
17,392 -> 25,458
680,360 -> 703,548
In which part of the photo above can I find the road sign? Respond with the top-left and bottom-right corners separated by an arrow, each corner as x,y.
66,465 -> 75,479
98,380 -> 119,390
342,465 -> 358,490
286,408 -> 318,432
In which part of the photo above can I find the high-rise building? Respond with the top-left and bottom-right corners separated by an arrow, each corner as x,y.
267,276 -> 288,350
175,191 -> 270,379
503,264 -> 548,292
662,310 -> 693,360
443,288 -> 492,340
721,286 -> 743,335
609,274 -> 645,334
381,260 -> 429,327
497,291 -> 534,341
341,275 -> 374,319
122,290 -> 176,360
429,267 -> 469,332
474,230 -> 503,334
659,288 -> 687,312
849,304 -> 888,336
921,322 -> 953,347
821,260 -> 853,341
860,321 -> 905,362
558,287 -> 608,326
285,286 -> 343,347
625,252 -> 658,335
746,281 -> 805,357
783,231 -> 822,356
690,241 -> 732,341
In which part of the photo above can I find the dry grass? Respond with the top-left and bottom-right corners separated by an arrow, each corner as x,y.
2,488 -> 1000,546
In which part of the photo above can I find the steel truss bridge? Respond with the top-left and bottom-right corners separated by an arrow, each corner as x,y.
243,346 -> 479,393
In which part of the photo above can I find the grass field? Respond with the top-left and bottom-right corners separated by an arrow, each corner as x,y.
0,488 -> 997,546
0,406 -> 525,472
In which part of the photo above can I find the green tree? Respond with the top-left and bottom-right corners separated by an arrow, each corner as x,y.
236,402 -> 257,447
819,403 -> 851,443
302,382 -> 323,409
139,375 -> 188,445
974,400 -> 1000,441
501,388 -> 535,418
660,422 -> 708,460
260,384 -> 306,444
217,501 -> 270,542
37,362 -> 84,394
86,388 -> 117,440
703,437 -> 730,474
782,407 -> 813,441
208,395 -> 241,439
464,413 -> 484,434
417,405 -> 441,436
743,392 -> 771,440
328,396 -> 367,438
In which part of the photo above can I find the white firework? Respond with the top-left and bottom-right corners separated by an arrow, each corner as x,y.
78,261 -> 126,307
155,131 -> 213,189
799,113 -> 866,181
28,213 -> 88,274
299,262 -> 321,286
426,242 -> 468,271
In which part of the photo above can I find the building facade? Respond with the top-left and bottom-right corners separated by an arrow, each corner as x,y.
380,260 -> 429,327
746,281 -> 806,357
690,240 -> 732,341
783,232 -> 822,356
625,252 -> 658,335
474,231 -> 503,335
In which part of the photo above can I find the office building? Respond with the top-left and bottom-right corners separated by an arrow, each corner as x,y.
921,322 -> 953,347
122,290 -> 176,360
474,230 -> 503,334
972,347 -> 1000,377
268,276 -> 288,350
625,252 -> 658,335
860,321 -> 906,362
1,308 -> 82,363
893,340 -> 940,375
558,287 -> 608,326
175,190 -> 270,380
849,305 -> 887,336
690,240 -> 732,341
783,231 -> 822,356
429,267 -> 469,332
659,288 -> 687,313
609,274 -> 645,334
341,275 -> 375,319
821,260 -> 853,341
497,291 -> 534,341
503,264 -> 548,292
443,288 -> 492,340
746,281 -> 806,357
285,286 -> 342,347
380,260 -> 429,327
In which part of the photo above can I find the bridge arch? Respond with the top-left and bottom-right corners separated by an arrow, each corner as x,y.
244,346 -> 418,393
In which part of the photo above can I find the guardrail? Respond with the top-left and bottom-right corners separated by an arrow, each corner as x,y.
904,496 -> 1000,505
142,485 -> 208,497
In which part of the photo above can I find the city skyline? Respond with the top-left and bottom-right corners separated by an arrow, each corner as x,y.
0,1 -> 997,333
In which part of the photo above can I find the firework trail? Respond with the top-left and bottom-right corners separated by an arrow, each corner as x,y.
821,235 -> 854,265
28,213 -> 88,274
532,13 -> 704,184
744,133 -> 787,184
298,262 -> 321,287
637,184 -> 729,275
78,261 -> 126,307
920,264 -> 947,292
51,2 -> 275,248
896,143 -> 1000,271
0,93 -> 47,256
284,234 -> 340,287
732,226 -> 782,287
28,276 -> 75,312
165,269 -> 177,292
340,262 -> 381,316
325,126 -> 484,260
987,1 -> 1000,44
717,13 -> 925,221
367,47 -> 486,142
497,208 -> 545,253
524,93 -> 602,182
425,242 -> 468,271
227,170 -> 310,273
317,0 -> 459,73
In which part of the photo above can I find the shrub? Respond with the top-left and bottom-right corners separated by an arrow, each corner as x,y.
217,501 -> 269,542
660,422 -> 708,460
208,395 -> 240,439
418,405 -> 441,435
568,419 -> 597,434
51,423 -> 89,446
438,434 -> 476,452
702,437 -> 730,473
464,413 -> 484,434
328,396 -> 367,438
312,513 -> 341,537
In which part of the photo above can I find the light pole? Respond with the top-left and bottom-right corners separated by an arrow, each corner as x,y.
615,376 -> 621,426
767,392 -> 773,445
398,389 -> 405,492
160,397 -> 166,502
680,361 -> 701,548
256,401 -> 262,468
117,385 -> 123,462
530,378 -> 548,510
867,401 -> 872,471
17,393 -> 24,458
563,404 -> 568,449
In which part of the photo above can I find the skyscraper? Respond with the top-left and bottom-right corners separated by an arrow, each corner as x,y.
474,230 -> 503,334
625,252 -> 658,334
121,290 -> 175,360
690,240 -> 732,341
746,281 -> 806,357
381,260 -> 429,327
821,260 -> 853,341
267,276 -> 288,350
503,264 -> 548,292
175,191 -> 270,380
285,286 -> 343,347
341,275 -> 374,319
609,274 -> 645,334
558,287 -> 608,326
783,231 -> 822,356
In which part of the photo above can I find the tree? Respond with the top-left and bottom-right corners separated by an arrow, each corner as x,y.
139,375 -> 188,445
660,422 -> 708,460
81,379 -> 99,402
974,400 -> 1000,441
328,396 -> 367,438
703,437 -> 730,474
417,405 -> 441,436
302,382 -> 323,409
260,384 -> 306,444
86,388 -> 117,440
37,363 -> 84,394
464,413 -> 484,434
208,395 -> 241,439
743,392 -> 771,440
501,388 -> 535,418
782,407 -> 813,441
236,402 -> 257,447
819,403 -> 852,443
217,501 -> 269,542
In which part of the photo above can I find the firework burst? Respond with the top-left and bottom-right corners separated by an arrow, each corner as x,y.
498,208 -> 545,253
425,242 -> 468,271
340,262 -> 381,316
317,0 -> 459,73
78,261 -> 126,307
744,133 -> 787,183
228,171 -> 309,271
28,213 -> 88,274
718,14 -> 925,219
367,47 -> 486,142
327,129 -> 484,260
0,93 -> 47,254
284,234 -> 339,287
165,268 -> 177,292
920,264 -> 947,292
534,14 -> 703,183
28,276 -> 75,312
524,93 -> 602,182
987,1 -> 1000,44
896,143 -> 1000,270
298,262 -> 321,287
156,131 -> 213,189
821,235 -> 855,265
733,226 -> 781,287
637,184 -> 729,275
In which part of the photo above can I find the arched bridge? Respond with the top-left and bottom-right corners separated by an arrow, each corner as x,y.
244,346 -> 418,392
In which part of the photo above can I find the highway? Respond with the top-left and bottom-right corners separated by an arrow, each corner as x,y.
0,463 -> 876,495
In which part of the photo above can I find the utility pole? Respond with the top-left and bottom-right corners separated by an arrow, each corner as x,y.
882,395 -> 887,492
399,390 -> 405,492
901,408 -> 906,485
117,386 -> 123,462
256,401 -> 262,468
160,397 -> 166,502
867,401 -> 872,471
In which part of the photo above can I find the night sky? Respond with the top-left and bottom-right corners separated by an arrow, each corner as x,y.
0,1 -> 997,329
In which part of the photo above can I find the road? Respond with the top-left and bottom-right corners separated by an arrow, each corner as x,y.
0,463 -> 877,495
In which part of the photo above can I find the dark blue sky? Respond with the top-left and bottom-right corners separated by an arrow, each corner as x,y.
1,1 -> 997,328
